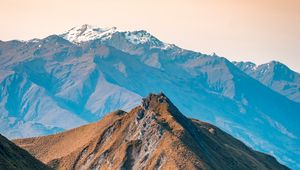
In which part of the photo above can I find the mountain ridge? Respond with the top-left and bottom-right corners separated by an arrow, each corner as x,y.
0,24 -> 299,169
13,93 -> 289,170
234,60 -> 300,103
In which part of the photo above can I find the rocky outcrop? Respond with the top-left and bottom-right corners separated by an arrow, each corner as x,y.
14,93 -> 289,170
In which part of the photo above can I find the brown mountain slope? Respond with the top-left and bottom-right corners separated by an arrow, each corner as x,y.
14,93 -> 289,170
0,134 -> 51,170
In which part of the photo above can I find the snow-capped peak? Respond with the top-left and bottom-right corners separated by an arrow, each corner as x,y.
60,24 -> 117,43
60,24 -> 174,49
124,30 -> 172,49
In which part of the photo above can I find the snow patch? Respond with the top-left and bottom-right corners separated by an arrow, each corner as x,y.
61,24 -> 117,43
124,31 -> 171,49
59,25 -> 173,50
125,31 -> 153,45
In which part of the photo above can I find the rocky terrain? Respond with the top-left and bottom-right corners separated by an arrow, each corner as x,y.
1,25 -> 299,169
14,93 -> 289,170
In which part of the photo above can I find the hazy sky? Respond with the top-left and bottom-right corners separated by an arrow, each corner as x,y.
1,0 -> 300,72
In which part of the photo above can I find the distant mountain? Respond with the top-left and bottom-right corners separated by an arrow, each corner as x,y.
60,24 -> 118,44
234,61 -> 300,103
60,24 -> 173,50
14,93 -> 289,170
0,134 -> 50,170
0,24 -> 299,169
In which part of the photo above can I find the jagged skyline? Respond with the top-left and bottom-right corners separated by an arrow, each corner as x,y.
1,0 -> 299,72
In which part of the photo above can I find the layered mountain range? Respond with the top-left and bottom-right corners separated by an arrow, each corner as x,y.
0,24 -> 299,169
13,93 -> 289,170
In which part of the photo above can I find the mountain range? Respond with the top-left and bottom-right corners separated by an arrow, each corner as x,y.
234,61 -> 300,103
13,93 -> 289,170
0,24 -> 299,169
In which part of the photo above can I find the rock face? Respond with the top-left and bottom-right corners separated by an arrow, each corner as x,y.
14,93 -> 289,170
0,134 -> 50,170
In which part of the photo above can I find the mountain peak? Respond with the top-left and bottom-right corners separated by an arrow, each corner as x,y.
141,92 -> 168,109
60,24 -> 117,43
140,92 -> 183,119
258,60 -> 292,74
59,24 -> 173,49
14,93 -> 289,170
123,30 -> 172,49
233,61 -> 258,71
234,60 -> 300,103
